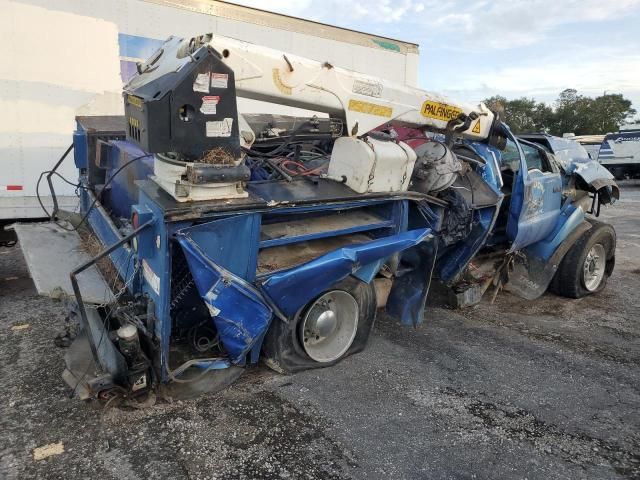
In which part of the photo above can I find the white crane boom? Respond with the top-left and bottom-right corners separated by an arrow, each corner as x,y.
206,34 -> 494,139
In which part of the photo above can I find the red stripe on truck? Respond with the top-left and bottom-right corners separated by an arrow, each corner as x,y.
4,185 -> 23,191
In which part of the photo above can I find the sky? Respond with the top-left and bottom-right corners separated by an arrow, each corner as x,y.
227,0 -> 640,115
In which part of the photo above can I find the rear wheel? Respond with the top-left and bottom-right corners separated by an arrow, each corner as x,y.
262,276 -> 376,374
550,220 -> 616,298
299,289 -> 360,363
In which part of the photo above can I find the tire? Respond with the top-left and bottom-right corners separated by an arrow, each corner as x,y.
261,276 -> 376,374
549,220 -> 616,298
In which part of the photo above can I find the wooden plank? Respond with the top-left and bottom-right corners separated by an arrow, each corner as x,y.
257,233 -> 371,275
260,210 -> 391,247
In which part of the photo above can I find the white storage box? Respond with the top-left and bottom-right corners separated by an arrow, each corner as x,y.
328,137 -> 417,193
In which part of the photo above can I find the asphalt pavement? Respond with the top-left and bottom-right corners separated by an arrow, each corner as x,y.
1,183 -> 639,480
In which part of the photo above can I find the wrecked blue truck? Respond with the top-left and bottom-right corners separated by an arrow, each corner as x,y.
14,34 -> 619,404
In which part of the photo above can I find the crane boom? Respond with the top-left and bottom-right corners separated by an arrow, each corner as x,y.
206,34 -> 494,139
128,34 -> 494,140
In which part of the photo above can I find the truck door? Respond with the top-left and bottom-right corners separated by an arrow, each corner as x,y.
506,137 -> 562,252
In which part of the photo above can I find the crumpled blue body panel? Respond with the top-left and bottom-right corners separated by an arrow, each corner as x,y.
386,238 -> 438,326
178,217 -> 431,363
566,159 -> 620,200
565,158 -> 615,182
261,228 -> 433,318
177,234 -> 272,365
439,205 -> 498,282
436,142 -> 503,283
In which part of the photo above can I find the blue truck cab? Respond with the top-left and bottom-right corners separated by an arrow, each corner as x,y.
443,127 -> 619,305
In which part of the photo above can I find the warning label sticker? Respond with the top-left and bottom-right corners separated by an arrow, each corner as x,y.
420,100 -> 463,122
206,118 -> 234,137
131,374 -> 147,392
348,99 -> 392,118
352,79 -> 383,98
193,72 -> 210,93
211,73 -> 228,89
471,120 -> 481,134
200,96 -> 220,115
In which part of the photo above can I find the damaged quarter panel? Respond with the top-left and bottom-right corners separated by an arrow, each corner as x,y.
177,233 -> 273,365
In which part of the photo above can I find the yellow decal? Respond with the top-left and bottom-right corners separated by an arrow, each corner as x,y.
128,117 -> 140,128
472,120 -> 481,134
348,99 -> 393,118
272,68 -> 292,95
420,100 -> 463,122
127,94 -> 143,109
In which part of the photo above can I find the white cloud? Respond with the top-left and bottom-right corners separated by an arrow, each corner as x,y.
427,0 -> 640,49
226,0 -> 640,109
228,0 -> 640,48
434,13 -> 473,33
434,49 -> 640,108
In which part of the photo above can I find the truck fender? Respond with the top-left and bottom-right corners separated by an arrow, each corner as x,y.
504,216 -> 591,300
569,160 -> 620,204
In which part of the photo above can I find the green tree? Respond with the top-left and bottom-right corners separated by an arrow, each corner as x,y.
552,89 -> 591,135
586,94 -> 636,134
484,89 -> 636,136
483,95 -> 553,134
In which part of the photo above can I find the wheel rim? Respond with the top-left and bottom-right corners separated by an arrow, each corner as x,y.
583,243 -> 606,292
300,290 -> 359,363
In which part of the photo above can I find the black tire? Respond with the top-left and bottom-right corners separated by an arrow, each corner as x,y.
261,276 -> 376,374
549,220 -> 616,298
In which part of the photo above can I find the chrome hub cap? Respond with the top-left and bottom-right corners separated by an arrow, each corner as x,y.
583,243 -> 606,292
300,290 -> 359,363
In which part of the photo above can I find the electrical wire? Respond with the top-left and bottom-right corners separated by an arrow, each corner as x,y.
53,154 -> 151,232
36,170 -> 90,218
464,172 -> 475,208
241,120 -> 313,158
241,117 -> 338,182
278,159 -> 327,176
